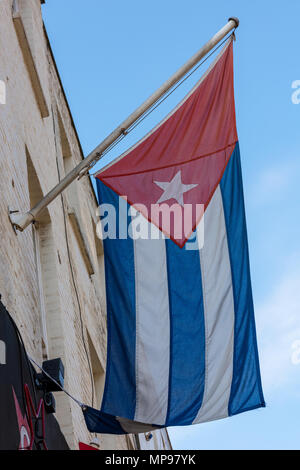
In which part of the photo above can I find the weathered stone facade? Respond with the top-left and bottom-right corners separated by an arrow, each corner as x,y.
0,0 -> 171,450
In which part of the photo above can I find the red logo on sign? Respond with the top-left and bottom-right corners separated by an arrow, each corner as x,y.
13,385 -> 47,450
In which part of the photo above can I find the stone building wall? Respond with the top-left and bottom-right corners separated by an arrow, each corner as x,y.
0,0 -> 171,450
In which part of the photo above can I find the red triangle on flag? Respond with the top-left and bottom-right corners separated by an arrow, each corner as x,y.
96,40 -> 237,247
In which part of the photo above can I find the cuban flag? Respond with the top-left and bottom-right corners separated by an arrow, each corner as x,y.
83,39 -> 265,435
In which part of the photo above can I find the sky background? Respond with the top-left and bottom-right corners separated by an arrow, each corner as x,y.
43,1 -> 300,450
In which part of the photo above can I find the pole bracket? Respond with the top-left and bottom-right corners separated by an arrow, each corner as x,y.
8,208 -> 34,233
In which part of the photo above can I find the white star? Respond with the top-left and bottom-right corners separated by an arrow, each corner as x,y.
154,171 -> 198,206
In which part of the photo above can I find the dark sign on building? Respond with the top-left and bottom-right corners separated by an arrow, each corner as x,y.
0,299 -> 69,450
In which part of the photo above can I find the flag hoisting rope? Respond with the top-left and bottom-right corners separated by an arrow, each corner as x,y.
9,17 -> 239,232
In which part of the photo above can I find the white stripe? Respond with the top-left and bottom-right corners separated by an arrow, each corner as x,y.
194,185 -> 235,423
117,417 -> 158,434
133,223 -> 170,425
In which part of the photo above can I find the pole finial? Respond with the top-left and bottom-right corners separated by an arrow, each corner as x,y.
228,17 -> 240,28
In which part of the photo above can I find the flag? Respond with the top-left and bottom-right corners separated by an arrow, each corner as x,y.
83,39 -> 265,435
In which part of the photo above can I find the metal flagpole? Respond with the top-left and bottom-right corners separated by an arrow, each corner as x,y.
9,17 -> 239,232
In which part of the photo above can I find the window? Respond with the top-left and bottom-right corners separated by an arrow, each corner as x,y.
86,330 -> 105,409
57,110 -> 80,214
57,110 -> 72,162
27,148 -> 60,359
56,108 -> 96,280
91,219 -> 105,306
12,0 -> 49,117
32,223 -> 49,358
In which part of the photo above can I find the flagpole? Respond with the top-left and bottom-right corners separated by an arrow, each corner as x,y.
10,17 -> 239,232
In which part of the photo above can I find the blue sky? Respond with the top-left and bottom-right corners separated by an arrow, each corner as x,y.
43,1 -> 300,449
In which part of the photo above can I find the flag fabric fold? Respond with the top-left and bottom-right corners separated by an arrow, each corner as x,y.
84,39 -> 265,435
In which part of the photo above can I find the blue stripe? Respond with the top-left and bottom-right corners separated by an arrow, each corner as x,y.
83,407 -> 127,435
96,180 -> 136,419
220,143 -> 265,416
165,235 -> 206,426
